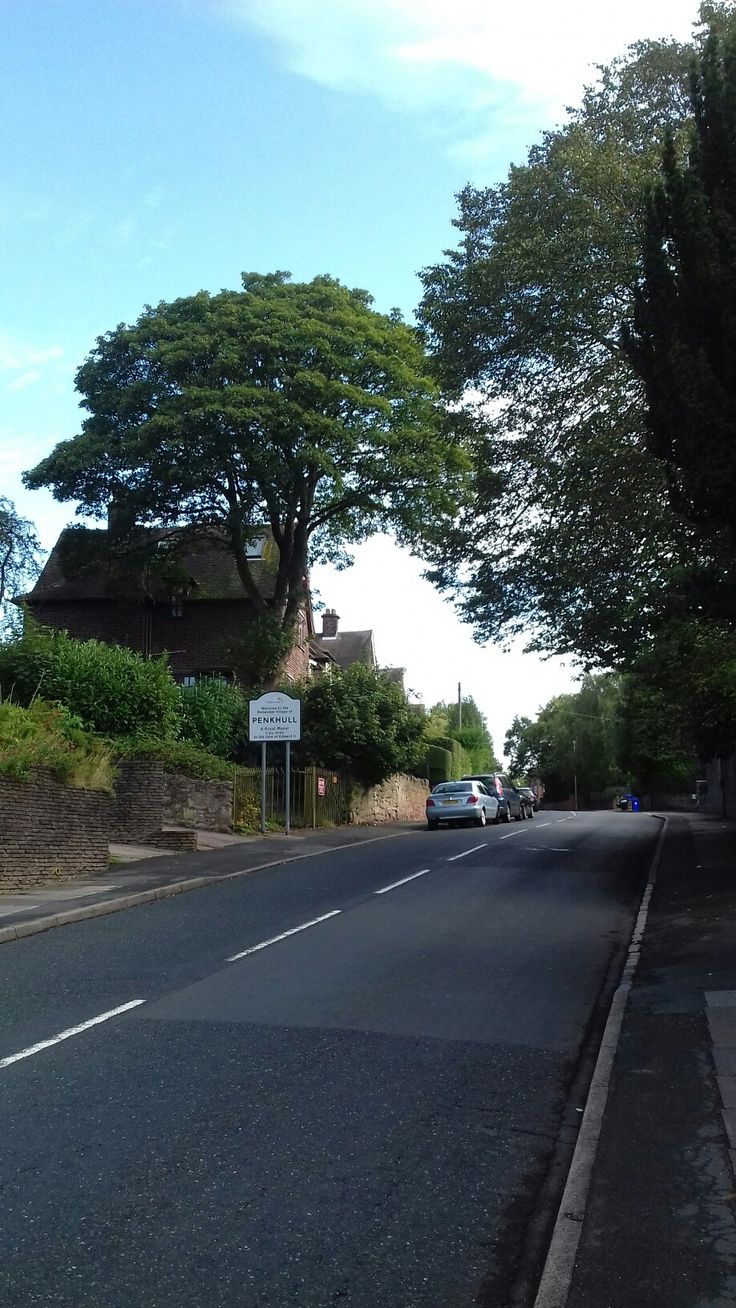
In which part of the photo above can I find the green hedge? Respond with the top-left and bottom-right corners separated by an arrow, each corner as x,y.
424,734 -> 471,780
424,743 -> 453,787
0,623 -> 180,739
113,735 -> 233,781
178,677 -> 250,760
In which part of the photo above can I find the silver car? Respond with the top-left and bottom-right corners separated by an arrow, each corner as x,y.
426,780 -> 500,829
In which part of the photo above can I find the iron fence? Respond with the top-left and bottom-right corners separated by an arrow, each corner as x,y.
233,765 -> 348,829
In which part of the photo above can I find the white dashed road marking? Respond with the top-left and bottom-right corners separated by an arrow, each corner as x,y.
0,1000 -> 146,1070
447,844 -> 487,862
375,869 -> 431,894
227,911 -> 342,962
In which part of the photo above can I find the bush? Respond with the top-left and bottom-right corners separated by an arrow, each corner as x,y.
0,699 -> 115,791
178,677 -> 250,760
424,743 -> 453,786
113,734 -> 233,781
425,734 -> 471,778
295,665 -> 426,787
0,623 -> 181,738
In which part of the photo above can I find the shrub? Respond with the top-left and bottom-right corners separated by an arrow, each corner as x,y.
424,743 -> 453,786
0,699 -> 115,791
113,734 -> 233,781
0,622 -> 181,738
178,677 -> 250,760
295,664 -> 426,787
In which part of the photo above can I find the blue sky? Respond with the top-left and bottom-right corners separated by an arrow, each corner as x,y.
2,0 -> 698,759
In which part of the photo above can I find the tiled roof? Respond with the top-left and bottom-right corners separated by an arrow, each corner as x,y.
315,630 -> 375,670
26,527 -> 278,603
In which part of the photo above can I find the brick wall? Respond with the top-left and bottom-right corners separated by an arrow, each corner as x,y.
28,596 -> 308,682
0,771 -> 111,891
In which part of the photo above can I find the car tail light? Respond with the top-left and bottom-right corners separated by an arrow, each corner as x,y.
495,780 -> 504,797
466,794 -> 478,804
426,797 -> 435,807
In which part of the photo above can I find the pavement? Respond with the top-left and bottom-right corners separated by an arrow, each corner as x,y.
0,822 -> 424,943
540,809 -> 736,1308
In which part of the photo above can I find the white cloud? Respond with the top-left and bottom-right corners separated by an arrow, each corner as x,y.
7,369 -> 42,393
215,0 -> 699,157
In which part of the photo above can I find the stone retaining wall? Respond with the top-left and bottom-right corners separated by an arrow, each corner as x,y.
111,760 -> 233,846
349,773 -> 428,825
0,771 -> 111,891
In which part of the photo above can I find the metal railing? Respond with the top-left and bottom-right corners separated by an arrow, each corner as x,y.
233,765 -> 348,829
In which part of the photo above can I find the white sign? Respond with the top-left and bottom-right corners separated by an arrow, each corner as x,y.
249,692 -> 301,742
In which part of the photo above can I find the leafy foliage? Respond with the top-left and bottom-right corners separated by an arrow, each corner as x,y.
0,497 -> 41,635
0,699 -> 115,791
0,622 -> 181,739
295,664 -> 426,787
417,29 -> 705,663
623,22 -> 736,618
429,696 -> 498,773
504,675 -> 623,803
24,272 -> 470,637
112,734 -> 233,781
178,677 -> 250,761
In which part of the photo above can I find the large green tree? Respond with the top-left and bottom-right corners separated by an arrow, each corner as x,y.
504,676 -> 621,802
24,272 -> 469,635
0,497 -> 40,635
623,23 -> 736,621
418,18 -> 725,665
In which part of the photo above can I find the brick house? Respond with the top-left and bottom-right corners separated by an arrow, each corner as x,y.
311,608 -> 405,690
22,525 -> 313,684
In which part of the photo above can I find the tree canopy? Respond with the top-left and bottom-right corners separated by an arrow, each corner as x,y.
0,497 -> 40,635
417,21 -> 719,665
623,23 -> 736,622
24,272 -> 470,636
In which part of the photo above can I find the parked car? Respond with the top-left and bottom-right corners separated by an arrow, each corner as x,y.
426,780 -> 500,829
516,786 -> 537,817
461,773 -> 525,822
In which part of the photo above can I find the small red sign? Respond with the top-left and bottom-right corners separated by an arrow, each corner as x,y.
317,776 -> 326,797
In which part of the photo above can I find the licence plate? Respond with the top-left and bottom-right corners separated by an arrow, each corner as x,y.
442,798 -> 459,805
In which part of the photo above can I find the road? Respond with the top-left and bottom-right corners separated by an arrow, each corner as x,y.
0,811 -> 657,1307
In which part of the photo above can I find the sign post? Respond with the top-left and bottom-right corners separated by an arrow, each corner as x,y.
248,692 -> 302,835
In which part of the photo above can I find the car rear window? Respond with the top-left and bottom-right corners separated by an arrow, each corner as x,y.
433,782 -> 473,794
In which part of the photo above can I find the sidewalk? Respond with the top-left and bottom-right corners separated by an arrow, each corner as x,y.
0,822 -> 421,944
563,811 -> 736,1307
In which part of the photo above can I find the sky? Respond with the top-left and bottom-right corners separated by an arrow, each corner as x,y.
2,0 -> 700,761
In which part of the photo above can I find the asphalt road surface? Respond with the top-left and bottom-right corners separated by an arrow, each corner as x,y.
0,811 -> 658,1307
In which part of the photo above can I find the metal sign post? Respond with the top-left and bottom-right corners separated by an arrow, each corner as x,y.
248,692 -> 302,835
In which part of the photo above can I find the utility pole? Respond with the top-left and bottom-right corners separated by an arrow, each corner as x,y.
573,738 -> 578,811
458,682 -> 462,731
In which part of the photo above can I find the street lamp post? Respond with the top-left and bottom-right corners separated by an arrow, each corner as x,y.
573,738 -> 578,811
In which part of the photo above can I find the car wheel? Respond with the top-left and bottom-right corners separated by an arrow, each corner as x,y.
475,807 -> 487,827
427,820 -> 439,830
528,806 -> 534,818
514,809 -> 523,821
504,806 -> 512,823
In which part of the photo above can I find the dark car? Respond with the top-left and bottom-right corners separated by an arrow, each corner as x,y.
516,786 -> 537,817
461,773 -> 526,822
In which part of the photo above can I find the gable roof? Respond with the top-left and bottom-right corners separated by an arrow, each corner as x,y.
25,526 -> 279,604
314,629 -> 376,670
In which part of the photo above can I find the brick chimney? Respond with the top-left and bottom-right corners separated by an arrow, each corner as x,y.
321,608 -> 339,638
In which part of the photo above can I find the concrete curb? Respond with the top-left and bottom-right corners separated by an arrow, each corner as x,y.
533,814 -> 668,1308
0,828 -> 417,947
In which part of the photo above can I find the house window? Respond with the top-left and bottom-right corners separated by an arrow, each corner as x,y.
171,593 -> 184,618
180,675 -> 197,688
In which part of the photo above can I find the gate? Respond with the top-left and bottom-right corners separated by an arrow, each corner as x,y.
233,766 -> 348,829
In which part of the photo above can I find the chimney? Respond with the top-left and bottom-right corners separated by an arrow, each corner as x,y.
322,608 -> 339,638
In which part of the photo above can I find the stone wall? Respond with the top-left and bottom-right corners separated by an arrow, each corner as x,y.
161,771 -> 233,831
0,771 -> 111,891
349,773 -> 429,825
110,759 -> 233,845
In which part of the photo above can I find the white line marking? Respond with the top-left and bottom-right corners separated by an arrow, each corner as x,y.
535,822 -> 552,828
499,829 -> 525,839
447,844 -> 487,862
375,869 -> 430,894
524,847 -> 571,852
0,1000 -> 146,1070
226,910 -> 341,962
